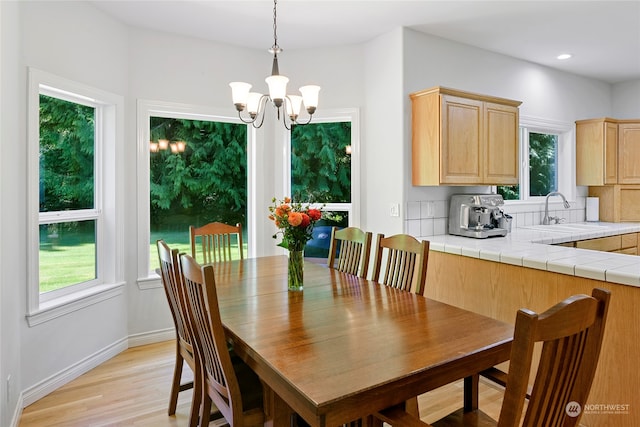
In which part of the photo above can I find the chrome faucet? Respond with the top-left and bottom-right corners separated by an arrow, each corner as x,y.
542,191 -> 571,225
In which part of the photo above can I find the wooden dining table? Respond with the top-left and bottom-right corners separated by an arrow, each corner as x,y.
211,255 -> 513,427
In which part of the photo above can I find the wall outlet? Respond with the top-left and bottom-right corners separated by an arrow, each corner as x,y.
424,201 -> 435,218
390,203 -> 400,217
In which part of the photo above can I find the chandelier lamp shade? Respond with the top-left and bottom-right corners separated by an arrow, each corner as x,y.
229,0 -> 320,130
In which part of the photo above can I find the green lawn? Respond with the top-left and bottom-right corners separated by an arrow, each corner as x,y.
39,229 -> 246,293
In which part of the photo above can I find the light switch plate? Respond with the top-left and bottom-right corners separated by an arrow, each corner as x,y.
390,203 -> 400,217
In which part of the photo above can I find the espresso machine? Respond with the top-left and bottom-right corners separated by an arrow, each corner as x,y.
448,194 -> 509,238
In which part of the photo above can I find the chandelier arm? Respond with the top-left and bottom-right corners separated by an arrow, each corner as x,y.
237,111 -> 257,124
293,114 -> 313,126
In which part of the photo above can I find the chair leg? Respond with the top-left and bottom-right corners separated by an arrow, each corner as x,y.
189,366 -> 202,427
200,394 -> 213,427
168,346 -> 184,415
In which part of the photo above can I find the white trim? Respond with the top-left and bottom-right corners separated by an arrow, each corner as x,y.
26,282 -> 124,327
27,68 -> 124,319
21,337 -> 128,407
285,108 -> 361,225
20,330 -> 174,409
127,329 -> 175,348
501,115 -> 575,204
136,100 -> 245,281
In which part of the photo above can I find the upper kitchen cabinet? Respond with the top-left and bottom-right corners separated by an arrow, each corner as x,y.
618,122 -> 640,184
576,118 -> 640,185
576,118 -> 618,185
410,86 -> 521,186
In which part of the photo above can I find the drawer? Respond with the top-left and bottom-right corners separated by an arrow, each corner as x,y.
621,233 -> 638,249
576,235 -> 622,252
614,247 -> 638,255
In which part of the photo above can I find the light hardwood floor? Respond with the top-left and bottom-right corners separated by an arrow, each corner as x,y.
19,340 -> 506,427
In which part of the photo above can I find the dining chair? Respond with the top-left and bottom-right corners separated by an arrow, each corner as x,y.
156,240 -> 201,427
371,233 -> 430,296
327,226 -> 373,278
189,221 -> 243,264
374,287 -> 612,427
179,253 -> 265,427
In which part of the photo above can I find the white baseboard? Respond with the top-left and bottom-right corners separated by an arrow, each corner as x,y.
21,337 -> 128,407
9,393 -> 24,427
20,328 -> 174,409
128,328 -> 175,347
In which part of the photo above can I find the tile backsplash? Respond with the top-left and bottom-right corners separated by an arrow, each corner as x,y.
406,197 -> 588,238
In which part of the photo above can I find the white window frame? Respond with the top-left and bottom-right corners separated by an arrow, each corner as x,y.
136,100 -> 249,287
27,68 -> 124,326
500,115 -> 575,204
284,108 -> 361,225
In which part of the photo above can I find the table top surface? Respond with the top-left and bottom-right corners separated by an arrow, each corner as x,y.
212,256 -> 514,426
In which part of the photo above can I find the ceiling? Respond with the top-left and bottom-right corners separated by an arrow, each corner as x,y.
91,0 -> 640,84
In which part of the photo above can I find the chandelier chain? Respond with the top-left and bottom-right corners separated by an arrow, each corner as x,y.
272,0 -> 280,52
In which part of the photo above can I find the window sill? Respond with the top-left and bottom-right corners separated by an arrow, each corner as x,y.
137,272 -> 162,290
26,282 -> 125,327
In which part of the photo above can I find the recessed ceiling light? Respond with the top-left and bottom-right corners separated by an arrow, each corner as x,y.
557,53 -> 572,60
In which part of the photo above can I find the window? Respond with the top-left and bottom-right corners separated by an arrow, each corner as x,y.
497,116 -> 573,202
288,109 -> 360,258
137,101 -> 247,282
148,116 -> 247,272
28,69 -> 124,324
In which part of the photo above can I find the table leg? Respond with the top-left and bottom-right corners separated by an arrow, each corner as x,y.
463,374 -> 479,412
262,384 -> 296,427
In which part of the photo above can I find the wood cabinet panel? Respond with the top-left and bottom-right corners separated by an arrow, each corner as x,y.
618,122 -> 640,184
589,185 -> 640,222
485,102 -> 519,184
426,251 -> 640,427
575,235 -> 621,252
441,95 -> 483,183
411,87 -> 520,186
576,118 -> 617,186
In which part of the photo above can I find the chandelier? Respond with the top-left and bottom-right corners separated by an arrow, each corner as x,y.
229,0 -> 320,130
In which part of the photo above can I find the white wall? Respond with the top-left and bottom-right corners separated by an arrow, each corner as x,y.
16,0 -> 130,406
612,80 -> 640,118
362,28 -> 406,236
401,28 -> 616,235
1,2 -> 23,425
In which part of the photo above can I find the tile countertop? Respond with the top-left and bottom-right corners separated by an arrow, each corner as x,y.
425,222 -> 640,288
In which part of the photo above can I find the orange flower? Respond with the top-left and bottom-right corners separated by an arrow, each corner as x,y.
275,204 -> 291,217
287,211 -> 303,226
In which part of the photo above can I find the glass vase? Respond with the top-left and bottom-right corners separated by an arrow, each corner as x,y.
287,250 -> 304,291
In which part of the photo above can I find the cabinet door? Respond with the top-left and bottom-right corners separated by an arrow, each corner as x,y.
604,122 -> 618,184
576,120 -> 617,185
484,102 -> 518,185
440,95 -> 482,184
618,123 -> 640,184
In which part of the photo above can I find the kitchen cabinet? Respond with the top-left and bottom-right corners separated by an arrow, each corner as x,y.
575,118 -> 618,185
574,233 -> 638,255
410,86 -> 521,186
618,122 -> 640,184
588,184 -> 640,222
576,118 -> 640,185
554,232 -> 639,254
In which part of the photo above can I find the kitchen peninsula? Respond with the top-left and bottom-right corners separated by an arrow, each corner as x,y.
423,222 -> 639,426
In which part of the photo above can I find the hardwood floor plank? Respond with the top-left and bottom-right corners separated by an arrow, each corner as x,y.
19,340 -> 505,426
